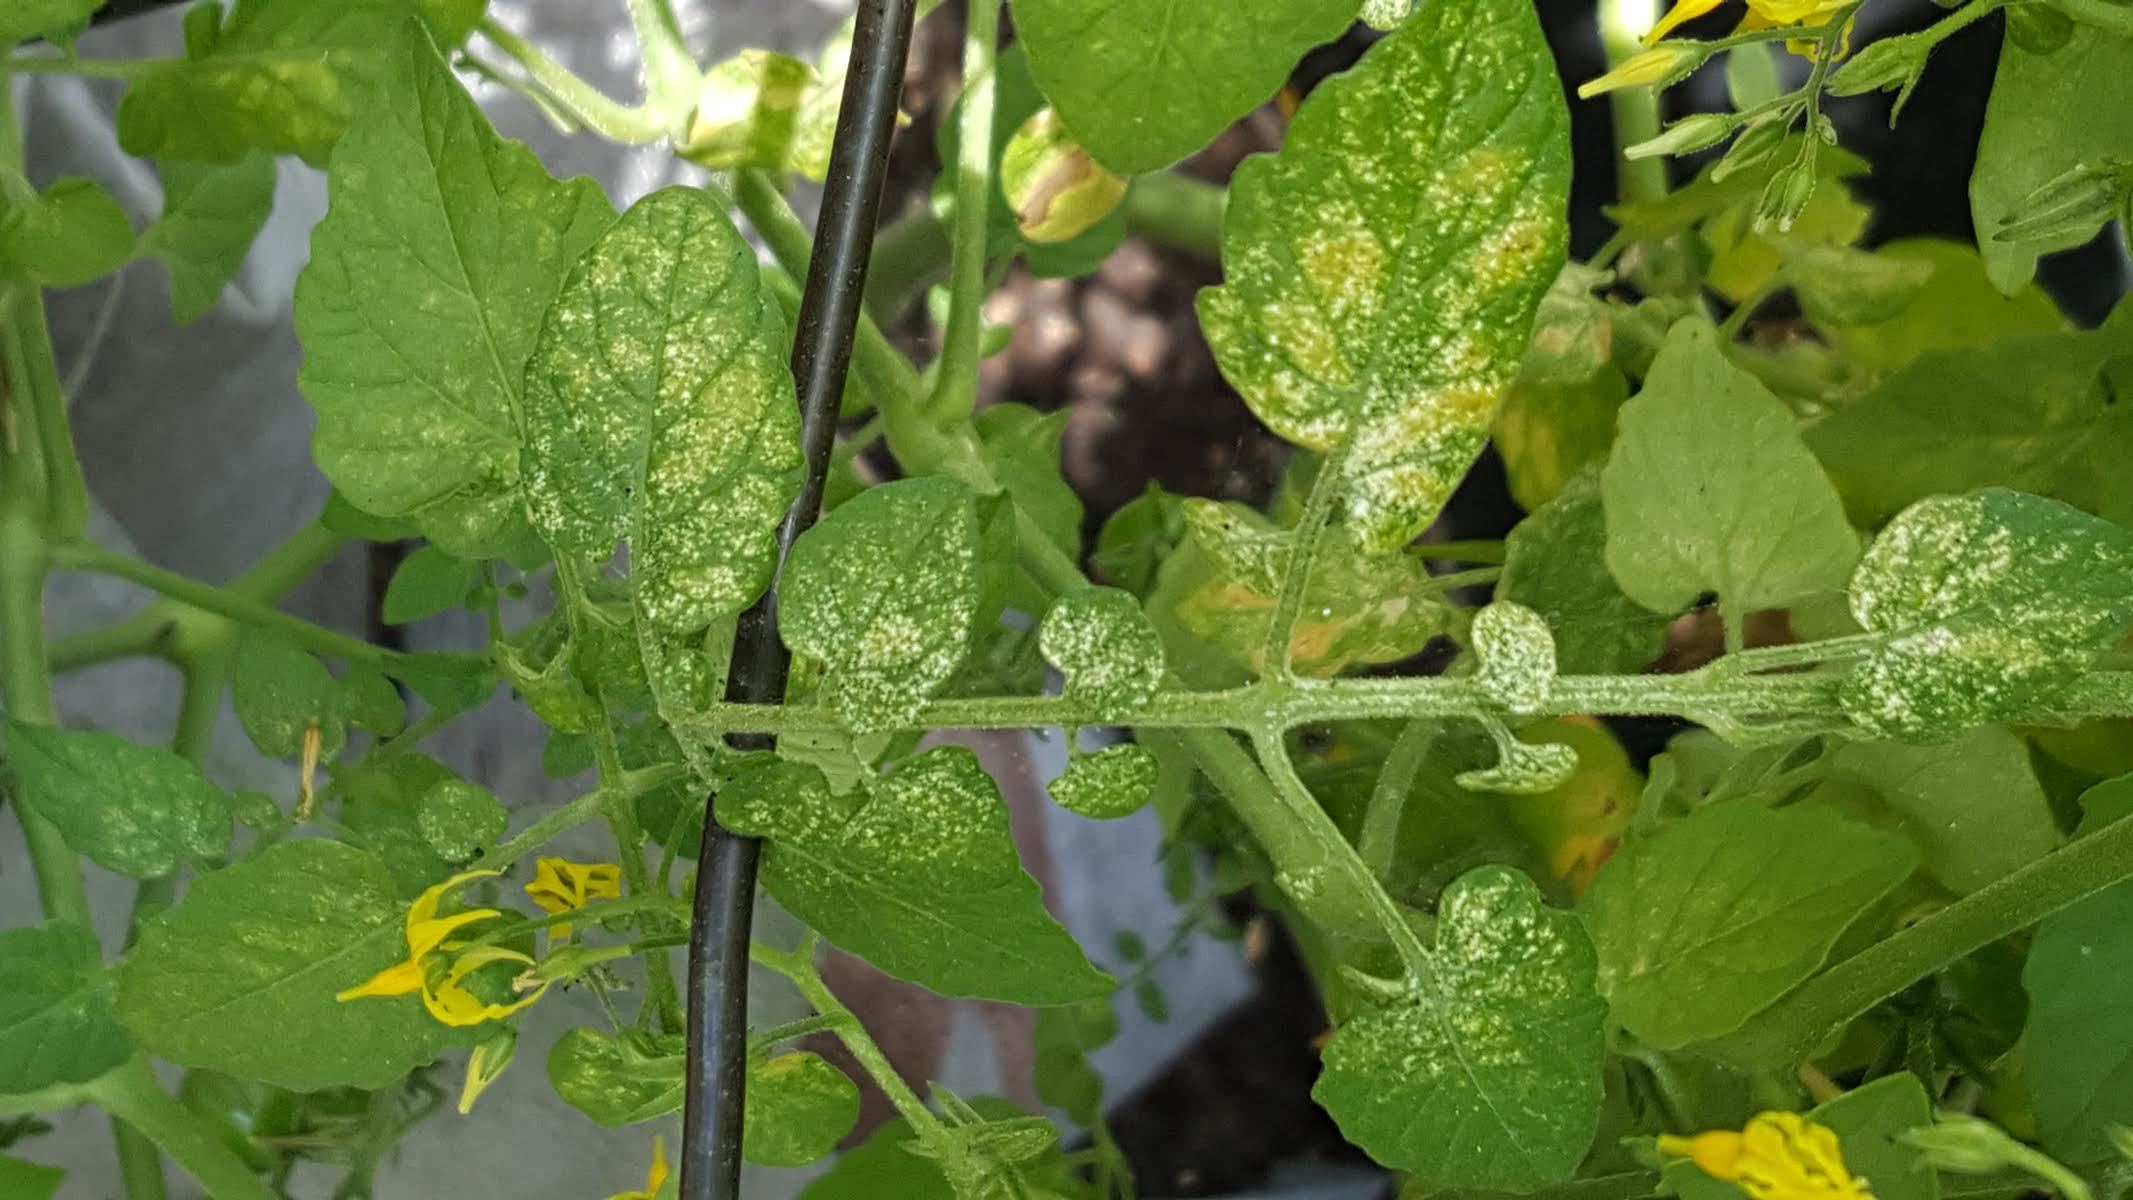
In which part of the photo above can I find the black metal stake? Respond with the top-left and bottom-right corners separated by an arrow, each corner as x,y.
679,1 -> 920,1196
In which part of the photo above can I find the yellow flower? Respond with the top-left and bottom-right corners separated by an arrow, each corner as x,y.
458,1026 -> 517,1115
1659,1112 -> 1873,1200
606,1136 -> 670,1200
524,857 -> 623,940
423,944 -> 547,1027
1578,43 -> 1707,99
1646,0 -> 1852,55
337,869 -> 548,1028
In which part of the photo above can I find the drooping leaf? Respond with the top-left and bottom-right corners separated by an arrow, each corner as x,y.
4,719 -> 231,881
381,545 -> 477,625
1314,867 -> 1606,1190
1,0 -> 102,46
547,1027 -> 683,1126
0,177 -> 133,287
1829,726 -> 2059,894
779,477 -> 980,733
1839,489 -> 2133,741
1579,800 -> 1917,1048
521,186 -> 801,631
1047,743 -> 1158,820
231,627 -> 347,758
142,154 -> 276,323
1039,587 -> 1164,720
1497,473 -> 1668,675
1013,0 -> 1358,175
116,840 -> 453,1091
2025,776 -> 2133,1161
1197,0 -> 1570,554
744,1051 -> 860,1168
294,27 -> 614,556
1601,319 -> 1859,616
719,749 -> 1111,1004
0,920 -> 131,1094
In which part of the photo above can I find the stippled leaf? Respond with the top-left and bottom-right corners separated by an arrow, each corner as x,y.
116,841 -> 453,1091
1497,473 -> 1668,675
416,778 -> 506,863
1198,0 -> 1569,554
231,627 -> 347,759
719,748 -> 1111,1004
0,921 -> 131,1094
1455,727 -> 1579,796
1601,319 -> 1859,616
1039,587 -> 1164,720
335,752 -> 462,896
780,477 -> 979,734
1580,800 -> 1917,1048
1047,743 -> 1157,820
4,720 -> 231,881
0,177 -> 132,287
522,186 -> 800,631
1313,867 -> 1605,1190
2025,777 -> 2133,1160
1471,601 -> 1556,714
547,1028 -> 682,1126
142,153 -> 276,323
1840,489 -> 2133,741
295,28 -> 614,557
1013,0 -> 1358,175
745,1051 -> 860,1168
1829,726 -> 2060,894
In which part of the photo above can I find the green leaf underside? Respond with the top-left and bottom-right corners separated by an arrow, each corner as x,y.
116,840 -> 451,1091
2025,776 -> 2133,1161
1840,489 -> 2133,741
719,749 -> 1111,1004
0,920 -> 132,1094
1601,319 -> 1859,615
1197,0 -> 1570,555
547,1027 -> 683,1126
745,1051 -> 861,1168
1048,743 -> 1158,819
4,719 -> 231,881
779,477 -> 980,733
1013,0 -> 1359,175
1039,587 -> 1164,720
294,27 -> 615,558
0,178 -> 133,287
1830,727 -> 2059,894
1497,473 -> 1667,675
1579,800 -> 1917,1048
521,186 -> 801,630
143,154 -> 277,323
1314,866 -> 1606,1191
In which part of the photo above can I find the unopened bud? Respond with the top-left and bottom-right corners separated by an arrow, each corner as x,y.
1903,1115 -> 2024,1175
1710,116 -> 1789,183
1755,161 -> 1818,232
1828,30 -> 1932,118
1995,158 -> 2133,246
458,1025 -> 517,1114
1577,42 -> 1708,99
1000,109 -> 1127,243
1626,113 -> 1736,160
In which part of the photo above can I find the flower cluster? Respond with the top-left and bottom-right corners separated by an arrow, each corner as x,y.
1660,1112 -> 1873,1200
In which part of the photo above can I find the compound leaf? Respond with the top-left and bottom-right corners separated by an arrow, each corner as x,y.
142,153 -> 276,323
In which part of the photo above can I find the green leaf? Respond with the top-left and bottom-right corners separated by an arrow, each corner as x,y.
1013,0 -> 1357,175
231,627 -> 347,758
1804,323 -> 2133,530
117,840 -> 453,1091
0,1156 -> 63,1200
416,777 -> 506,862
1579,800 -> 1917,1048
141,154 -> 276,323
1039,587 -> 1164,720
1047,743 -> 1157,820
0,920 -> 131,1095
1196,0 -> 1570,554
390,651 -> 496,715
1971,24 -> 2133,293
1839,489 -> 2133,741
1825,239 -> 2066,372
547,1027 -> 682,1126
294,27 -> 614,557
521,186 -> 800,630
974,403 -> 1082,556
1496,365 -> 1631,516
3,719 -> 231,881
1497,473 -> 1668,676
1813,1074 -> 1939,1200
1829,726 -> 2060,894
1471,601 -> 1557,714
1092,483 -> 1186,597
801,1119 -> 956,1200
0,177 -> 133,287
1313,866 -> 1605,1190
1601,319 -> 1859,615
2025,775 -> 2133,1161
0,0 -> 102,46
1032,999 -> 1116,1125
381,545 -> 476,625
780,477 -> 980,734
720,748 -> 1112,1004
335,752 -> 461,896
745,1051 -> 860,1168
342,661 -> 405,736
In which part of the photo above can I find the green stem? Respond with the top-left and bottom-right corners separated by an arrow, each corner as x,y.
620,0 -> 700,125
1360,719 -> 1435,881
926,0 -> 1003,422
751,939 -> 947,1140
1119,172 -> 1226,260
89,1063 -> 277,1200
1599,0 -> 1668,205
1261,444 -> 1350,682
1414,538 -> 1506,564
491,785 -> 630,866
474,17 -> 671,143
867,210 -> 953,320
0,53 -> 149,79
4,285 -> 86,539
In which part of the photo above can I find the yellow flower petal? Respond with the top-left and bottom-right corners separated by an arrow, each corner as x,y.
1662,1113 -> 1871,1200
335,958 -> 424,1002
525,857 -> 624,942
604,1137 -> 669,1200
421,945 -> 548,1028
1646,0 -> 1724,43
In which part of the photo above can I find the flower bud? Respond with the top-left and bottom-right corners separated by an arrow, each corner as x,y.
1755,161 -> 1818,232
458,1025 -> 518,1114
1902,1114 -> 2034,1175
1000,109 -> 1128,244
1994,159 -> 2133,247
1710,116 -> 1789,183
1828,30 -> 1932,117
1626,112 -> 1736,160
1577,41 -> 1709,99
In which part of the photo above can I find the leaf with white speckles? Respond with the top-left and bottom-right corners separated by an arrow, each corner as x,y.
719,749 -> 1112,1004
1579,800 -> 1916,1049
745,1051 -> 860,1168
1048,743 -> 1157,819
4,720 -> 232,881
1197,0 -> 1569,554
1313,866 -> 1605,1190
1040,587 -> 1164,720
1840,489 -> 2133,741
1600,318 -> 1860,617
294,28 -> 615,558
521,186 -> 801,630
0,920 -> 132,1095
1455,730 -> 1578,796
1472,601 -> 1556,714
781,477 -> 980,734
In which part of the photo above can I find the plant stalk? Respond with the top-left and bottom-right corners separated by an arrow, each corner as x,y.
926,0 -> 1002,421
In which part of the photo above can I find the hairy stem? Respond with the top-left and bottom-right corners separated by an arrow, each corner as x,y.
474,17 -> 671,143
4,284 -> 86,539
751,938 -> 946,1140
1261,444 -> 1350,682
926,0 -> 1002,421
90,1063 -> 276,1200
1360,719 -> 1436,881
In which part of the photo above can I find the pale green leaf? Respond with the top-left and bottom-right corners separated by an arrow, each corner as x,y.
1313,866 -> 1605,1190
745,1051 -> 860,1168
1471,601 -> 1556,714
1497,473 -> 1667,675
1039,587 -> 1163,720
0,0 -> 101,45
0,920 -> 131,1094
1495,366 -> 1630,515
1826,239 -> 2066,372
382,545 -> 476,625
294,28 -> 614,557
1830,726 -> 2059,894
0,177 -> 133,287
678,50 -> 817,173
1601,318 -> 1859,614
1840,489 -> 2133,740
116,840 -> 453,1091
231,627 -> 346,758
4,719 -> 231,881
1013,0 -> 1358,175
719,749 -> 1112,1004
1047,743 -> 1157,820
521,186 -> 800,630
1579,800 -> 1916,1048
547,1027 -> 682,1126
780,477 -> 979,733
142,154 -> 276,323
1197,0 -> 1569,554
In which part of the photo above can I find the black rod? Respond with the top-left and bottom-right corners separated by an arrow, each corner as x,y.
679,0 -> 920,1195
